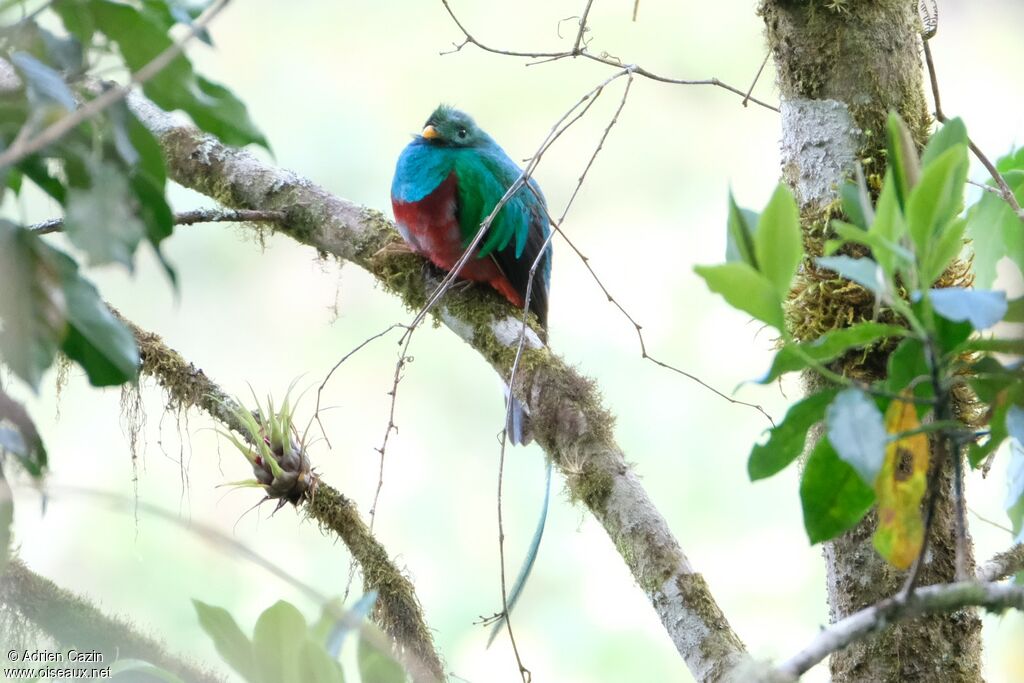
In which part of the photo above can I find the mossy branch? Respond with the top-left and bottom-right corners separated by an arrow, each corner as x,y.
126,92 -> 747,681
976,544 -> 1024,583
0,558 -> 225,683
119,314 -> 446,683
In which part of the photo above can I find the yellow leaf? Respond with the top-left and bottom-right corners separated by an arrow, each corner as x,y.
872,397 -> 930,569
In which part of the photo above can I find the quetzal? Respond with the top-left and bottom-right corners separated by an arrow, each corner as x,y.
391,105 -> 553,642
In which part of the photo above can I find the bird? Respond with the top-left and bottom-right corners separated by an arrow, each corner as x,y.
391,105 -> 553,642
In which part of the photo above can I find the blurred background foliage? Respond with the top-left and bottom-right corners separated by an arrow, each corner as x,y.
2,1 -> 1023,681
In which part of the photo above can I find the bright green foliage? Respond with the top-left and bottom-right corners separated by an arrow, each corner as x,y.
826,389 -> 887,485
193,598 -> 407,683
0,221 -> 139,391
701,114 -> 1024,558
757,323 -> 908,385
967,148 -> 1024,288
357,637 -> 408,683
725,191 -> 758,267
755,184 -> 803,298
693,262 -> 784,330
0,0 -> 266,498
748,388 -> 838,480
696,182 -> 801,330
800,438 -> 875,544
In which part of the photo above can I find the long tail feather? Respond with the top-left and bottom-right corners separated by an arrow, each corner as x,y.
487,457 -> 553,646
504,384 -> 531,446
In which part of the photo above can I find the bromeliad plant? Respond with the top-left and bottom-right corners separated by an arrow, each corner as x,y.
696,113 -> 1024,576
216,388 -> 319,508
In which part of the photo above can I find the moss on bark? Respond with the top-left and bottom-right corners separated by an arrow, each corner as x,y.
761,0 -> 983,680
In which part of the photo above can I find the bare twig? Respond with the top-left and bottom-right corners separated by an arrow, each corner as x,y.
572,0 -> 595,54
30,207 -> 286,235
776,580 -> 1024,679
370,328 -> 415,533
922,32 -> 1023,220
0,0 -> 232,170
742,50 -> 771,108
438,0 -> 779,113
314,323 -> 405,449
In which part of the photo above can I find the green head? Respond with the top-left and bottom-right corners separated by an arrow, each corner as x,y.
419,105 -> 488,148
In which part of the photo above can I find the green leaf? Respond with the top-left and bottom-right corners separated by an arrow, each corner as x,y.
885,338 -> 932,410
757,323 -> 908,385
193,600 -> 257,682
725,192 -> 757,268
800,437 -> 875,544
84,0 -> 267,148
0,221 -> 66,390
0,388 -> 47,477
906,144 -> 968,257
921,215 -> 966,286
816,255 -> 886,296
968,384 -> 1023,468
832,220 -> 913,280
952,338 -> 1024,356
748,388 -> 839,480
299,639 -> 345,683
827,388 -> 887,485
11,51 -> 76,112
63,161 -> 147,270
694,262 -> 784,330
252,601 -> 308,683
754,183 -> 802,298
18,155 -> 67,203
921,117 -> 968,168
870,172 -> 909,277
929,287 -> 1007,330
886,112 -> 921,208
838,171 -> 871,230
1006,406 -> 1024,543
965,169 -> 1024,288
358,632 -> 407,683
1006,297 -> 1024,323
51,249 -> 139,386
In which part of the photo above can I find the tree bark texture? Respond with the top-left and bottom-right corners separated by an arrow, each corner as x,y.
759,1 -> 983,681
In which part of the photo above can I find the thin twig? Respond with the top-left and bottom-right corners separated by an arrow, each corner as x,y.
370,328 -> 415,533
922,34 -> 1024,220
30,207 -> 286,235
0,0 -> 232,170
742,50 -> 771,107
314,323 -> 405,449
438,0 -> 779,113
572,0 -> 595,54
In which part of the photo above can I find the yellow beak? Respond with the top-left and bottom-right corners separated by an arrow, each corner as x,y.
421,125 -> 440,140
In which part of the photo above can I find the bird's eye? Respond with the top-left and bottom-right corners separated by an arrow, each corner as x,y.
457,128 -> 468,139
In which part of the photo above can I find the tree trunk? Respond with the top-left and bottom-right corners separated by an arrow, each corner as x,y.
759,1 -> 983,681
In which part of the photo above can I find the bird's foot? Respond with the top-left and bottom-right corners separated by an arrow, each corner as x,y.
372,239 -> 414,260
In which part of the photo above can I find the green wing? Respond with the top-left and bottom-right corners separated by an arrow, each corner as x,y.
453,152 -> 532,260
